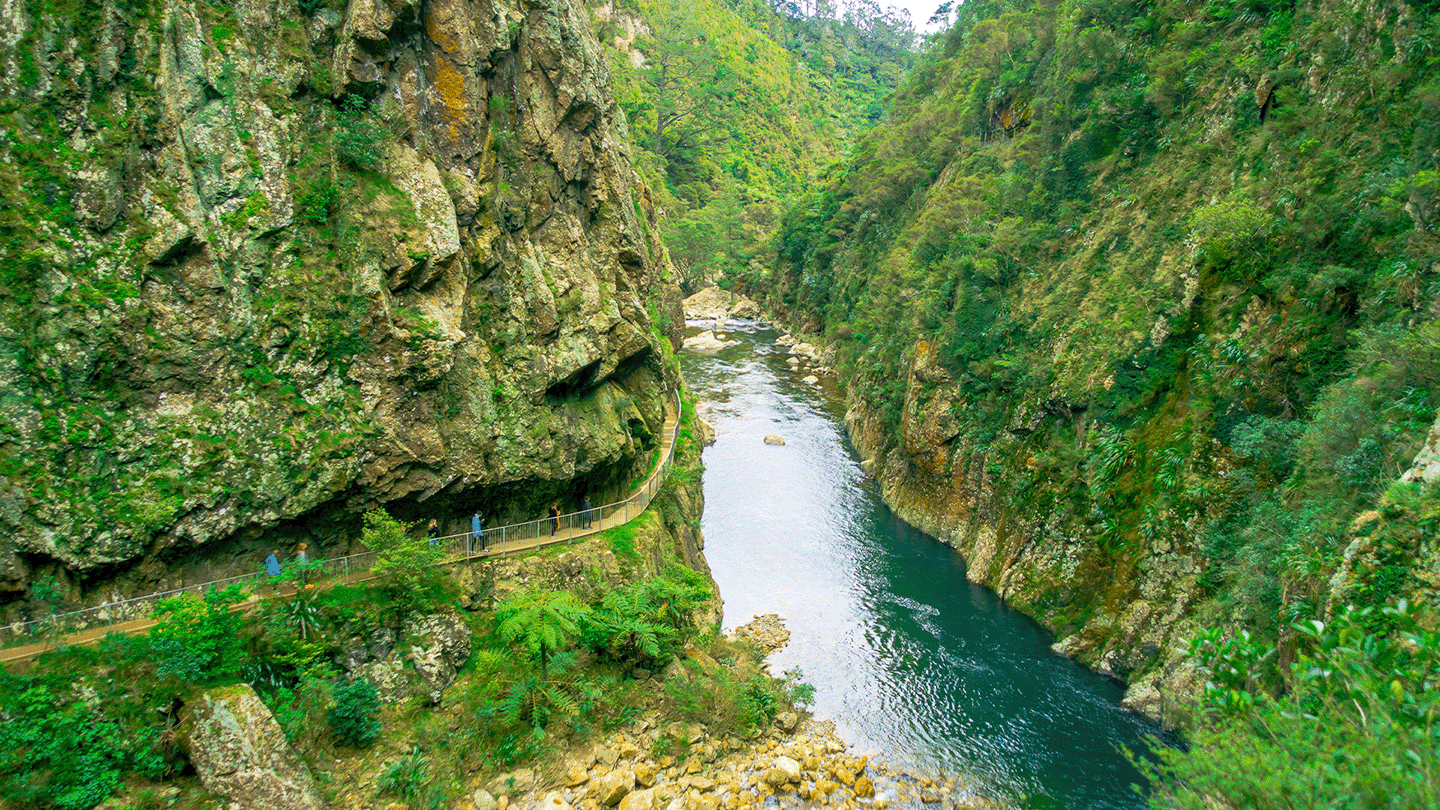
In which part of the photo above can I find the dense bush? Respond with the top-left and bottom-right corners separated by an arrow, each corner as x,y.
365,508 -> 445,603
333,94 -> 386,171
1148,602 -> 1440,808
0,678 -> 129,810
149,584 -> 247,683
328,678 -> 382,748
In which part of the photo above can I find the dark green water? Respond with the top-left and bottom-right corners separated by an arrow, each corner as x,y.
683,323 -> 1164,810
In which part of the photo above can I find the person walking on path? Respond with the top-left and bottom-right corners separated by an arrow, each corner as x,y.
471,510 -> 485,552
426,519 -> 439,546
296,542 -> 311,587
264,549 -> 282,594
548,503 -> 559,537
581,497 -> 593,529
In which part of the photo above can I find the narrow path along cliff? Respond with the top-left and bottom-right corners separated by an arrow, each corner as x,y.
1,399 -> 681,666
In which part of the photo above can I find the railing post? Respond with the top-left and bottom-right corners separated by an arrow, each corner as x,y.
345,556 -> 350,583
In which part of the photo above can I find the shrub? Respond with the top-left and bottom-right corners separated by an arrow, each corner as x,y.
379,746 -> 444,809
328,678 -> 381,748
495,588 -> 589,672
1146,601 -> 1440,808
148,584 -> 247,683
364,508 -> 444,604
260,675 -> 332,746
334,95 -> 386,170
295,177 -> 339,225
0,680 -> 127,810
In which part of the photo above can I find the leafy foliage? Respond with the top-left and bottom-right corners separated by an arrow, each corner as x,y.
379,747 -> 444,810
328,678 -> 382,748
0,680 -> 129,810
149,584 -> 248,683
593,0 -> 913,287
333,94 -> 386,170
495,588 -> 589,672
365,508 -> 445,603
1148,602 -> 1440,808
756,0 -> 1440,664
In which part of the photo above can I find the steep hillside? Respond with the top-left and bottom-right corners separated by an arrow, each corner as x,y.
585,0 -> 912,287
0,0 -> 683,620
758,0 -> 1440,714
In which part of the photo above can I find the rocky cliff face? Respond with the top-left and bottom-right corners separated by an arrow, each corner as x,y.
764,0 -> 1440,722
0,0 -> 683,617
843,348 -> 1206,721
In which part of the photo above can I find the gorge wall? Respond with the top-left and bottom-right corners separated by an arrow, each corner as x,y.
760,0 -> 1440,719
0,0 -> 684,620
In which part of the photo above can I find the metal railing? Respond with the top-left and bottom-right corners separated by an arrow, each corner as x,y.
1,390 -> 684,651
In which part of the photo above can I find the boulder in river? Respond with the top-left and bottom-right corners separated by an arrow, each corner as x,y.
764,434 -> 786,446
733,614 -> 791,652
683,287 -> 763,320
682,331 -> 733,353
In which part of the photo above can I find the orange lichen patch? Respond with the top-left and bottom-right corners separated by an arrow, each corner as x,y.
424,7 -> 459,54
426,51 -> 469,146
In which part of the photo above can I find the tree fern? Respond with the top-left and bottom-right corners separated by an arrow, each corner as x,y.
495,589 -> 589,672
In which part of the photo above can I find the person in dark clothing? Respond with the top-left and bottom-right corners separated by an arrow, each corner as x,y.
581,497 -> 593,529
548,503 -> 559,537
426,519 -> 439,546
471,510 -> 485,552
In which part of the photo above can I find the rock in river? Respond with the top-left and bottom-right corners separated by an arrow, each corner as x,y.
683,331 -> 734,353
764,434 -> 786,446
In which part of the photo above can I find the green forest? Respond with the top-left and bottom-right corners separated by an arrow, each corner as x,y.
586,0 -> 914,287
2,0 -> 1440,806
725,0 -> 1440,805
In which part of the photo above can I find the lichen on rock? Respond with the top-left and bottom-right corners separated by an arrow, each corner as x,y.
178,683 -> 324,810
0,0 -> 684,620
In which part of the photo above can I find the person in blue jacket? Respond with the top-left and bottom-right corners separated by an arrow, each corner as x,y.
264,550 -> 282,577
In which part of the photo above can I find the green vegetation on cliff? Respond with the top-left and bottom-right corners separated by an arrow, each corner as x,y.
0,0 -> 681,613
747,0 -> 1440,800
587,0 -> 913,287
764,0 -> 1440,639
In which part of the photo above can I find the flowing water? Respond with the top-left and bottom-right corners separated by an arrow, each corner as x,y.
682,321 -> 1165,810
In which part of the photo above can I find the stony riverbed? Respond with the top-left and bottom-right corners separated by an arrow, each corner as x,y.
449,617 -> 1004,810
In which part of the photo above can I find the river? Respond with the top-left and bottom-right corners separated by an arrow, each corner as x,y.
681,321 -> 1165,810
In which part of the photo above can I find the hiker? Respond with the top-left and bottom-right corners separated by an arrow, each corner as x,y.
471,510 -> 485,552
548,503 -> 559,537
296,542 -> 311,586
581,496 -> 593,529
264,549 -> 282,578
426,518 -> 439,546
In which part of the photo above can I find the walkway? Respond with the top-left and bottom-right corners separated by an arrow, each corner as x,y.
1,394 -> 682,666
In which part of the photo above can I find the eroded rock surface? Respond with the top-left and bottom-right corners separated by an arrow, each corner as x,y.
0,0 -> 683,617
682,288 -> 763,321
179,684 -> 323,810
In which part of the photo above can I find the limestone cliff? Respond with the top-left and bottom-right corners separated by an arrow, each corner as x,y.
0,0 -> 684,618
763,0 -> 1440,722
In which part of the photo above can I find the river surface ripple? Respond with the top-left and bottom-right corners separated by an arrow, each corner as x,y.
682,322 -> 1165,810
